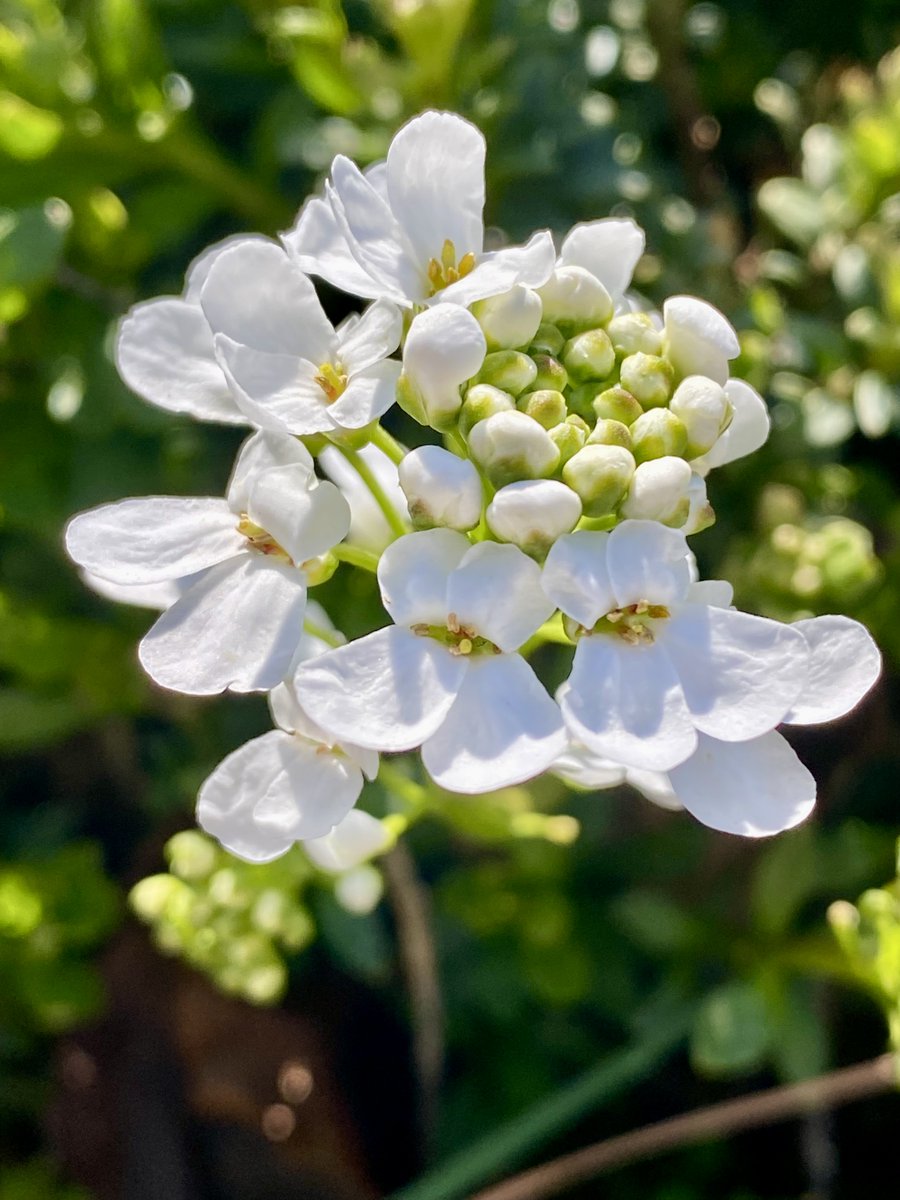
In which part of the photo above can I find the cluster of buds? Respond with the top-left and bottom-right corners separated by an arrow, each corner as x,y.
65,110 -> 880,862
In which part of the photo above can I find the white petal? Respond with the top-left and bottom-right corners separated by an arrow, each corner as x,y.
662,604 -> 808,740
319,443 -> 407,553
79,570 -> 184,610
422,653 -> 566,793
283,195 -> 385,299
606,520 -> 693,608
542,530 -> 616,628
785,615 -> 881,724
695,380 -> 770,471
670,731 -> 815,837
438,232 -> 556,306
215,336 -> 334,435
226,430 -> 314,513
139,555 -> 306,694
447,541 -> 555,651
184,234 -> 266,301
247,467 -> 350,564
663,296 -> 739,385
553,742 -> 628,789
293,625 -> 467,751
116,299 -> 243,424
403,305 -> 487,422
558,218 -> 645,300
65,497 -> 242,584
561,636 -> 697,771
200,239 -> 337,362
269,682 -> 378,778
687,579 -> 734,608
328,359 -> 401,428
197,730 -> 364,859
624,767 -> 683,812
386,111 -> 485,270
377,528 -> 470,627
304,810 -> 391,872
338,299 -> 403,374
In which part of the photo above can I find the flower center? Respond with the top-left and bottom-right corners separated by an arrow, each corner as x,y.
426,238 -> 477,295
410,611 -> 501,657
315,361 -> 348,403
237,514 -> 294,565
566,601 -> 671,645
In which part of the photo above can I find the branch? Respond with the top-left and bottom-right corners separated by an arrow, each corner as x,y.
470,1054 -> 898,1200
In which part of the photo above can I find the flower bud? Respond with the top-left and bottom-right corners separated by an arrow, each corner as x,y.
470,285 -> 543,351
530,322 -> 566,356
668,375 -> 733,458
587,419 -> 632,450
537,266 -> 614,331
549,415 -> 588,464
459,383 -> 516,435
620,456 -> 692,526
468,410 -> 561,487
303,551 -> 340,586
487,480 -> 582,558
476,350 -> 538,396
608,311 -> 663,357
619,352 -> 675,408
517,388 -> 567,429
530,354 -> 569,393
683,472 -> 716,534
562,329 -> 616,383
592,385 -> 642,426
403,306 -> 487,428
630,408 -> 688,463
562,444 -> 635,517
398,445 -> 483,532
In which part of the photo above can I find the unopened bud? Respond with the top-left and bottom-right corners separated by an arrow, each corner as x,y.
682,472 -> 716,534
487,480 -> 583,558
517,388 -> 567,429
530,322 -> 566,356
608,311 -> 663,357
403,306 -> 486,428
471,286 -> 543,351
587,419 -> 632,450
549,415 -> 588,464
669,375 -> 733,458
537,266 -> 614,331
592,385 -> 642,426
304,551 -> 339,586
398,445 -> 483,532
619,352 -> 675,408
530,353 -> 569,392
630,408 -> 688,463
476,350 -> 538,396
562,444 -> 635,516
620,457 -> 692,527
563,328 -> 616,383
459,383 -> 516,435
468,411 -> 561,487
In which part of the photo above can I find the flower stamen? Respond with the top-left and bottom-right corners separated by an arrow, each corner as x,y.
237,514 -> 294,564
315,361 -> 348,403
426,239 -> 477,295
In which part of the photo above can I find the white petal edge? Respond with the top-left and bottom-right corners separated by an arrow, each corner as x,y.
785,614 -> 881,724
377,528 -> 471,627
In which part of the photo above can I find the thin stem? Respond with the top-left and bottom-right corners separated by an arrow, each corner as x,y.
332,542 -> 380,572
379,761 -> 432,820
371,422 -> 408,466
303,617 -> 344,649
333,441 -> 408,540
470,1054 -> 899,1200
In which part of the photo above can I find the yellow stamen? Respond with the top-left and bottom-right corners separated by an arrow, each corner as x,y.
315,361 -> 348,403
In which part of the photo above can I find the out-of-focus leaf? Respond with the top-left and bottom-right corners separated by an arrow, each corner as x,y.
0,92 -> 63,161
758,177 -> 827,248
690,980 -> 772,1077
0,202 -> 69,291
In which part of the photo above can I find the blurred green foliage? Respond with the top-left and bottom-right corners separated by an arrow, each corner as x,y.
2,1 -> 900,1197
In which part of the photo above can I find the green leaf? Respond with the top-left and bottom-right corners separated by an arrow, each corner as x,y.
757,177 -> 826,248
0,690 -> 84,752
690,980 -> 772,1078
0,203 -> 69,291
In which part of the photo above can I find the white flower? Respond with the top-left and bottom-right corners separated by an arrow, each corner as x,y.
552,738 -> 683,810
320,441 -> 408,553
554,217 -> 646,305
401,305 -> 487,427
542,521 -> 809,771
662,296 -> 741,386
304,809 -> 392,873
486,479 -> 582,557
65,432 -> 350,695
294,529 -> 566,793
198,239 -> 402,436
398,445 -> 484,532
197,680 -> 378,862
690,380 -> 771,474
470,285 -> 543,351
283,110 -> 555,308
620,457 -> 693,526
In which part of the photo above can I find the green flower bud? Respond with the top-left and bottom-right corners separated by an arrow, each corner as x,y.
549,415 -> 588,465
487,480 -> 583,558
562,328 -> 616,383
468,410 -> 561,487
592,385 -> 643,426
620,457 -> 693,527
530,322 -> 566,357
608,311 -> 663,357
470,285 -> 543,351
587,419 -> 633,450
476,350 -> 538,396
630,408 -> 688,463
529,353 -> 569,393
304,551 -> 339,586
459,383 -> 516,436
562,444 -> 636,517
517,388 -> 567,429
619,352 -> 675,408
668,375 -> 733,458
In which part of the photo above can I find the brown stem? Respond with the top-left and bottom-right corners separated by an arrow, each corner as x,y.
470,1054 -> 898,1200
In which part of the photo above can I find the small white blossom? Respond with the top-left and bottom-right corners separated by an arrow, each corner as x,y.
662,295 -> 741,386
304,810 -> 392,873
486,479 -> 582,556
402,305 -> 487,427
690,379 -> 771,474
398,445 -> 484,532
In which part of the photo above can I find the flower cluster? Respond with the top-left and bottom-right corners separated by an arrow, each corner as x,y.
66,111 -> 881,862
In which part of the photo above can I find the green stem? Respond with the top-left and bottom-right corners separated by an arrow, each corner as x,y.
333,441 -> 408,541
332,542 -> 380,573
303,617 -> 344,649
379,760 -> 432,821
371,422 -> 408,466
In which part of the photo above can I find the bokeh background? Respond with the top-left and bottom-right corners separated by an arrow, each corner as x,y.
2,1 -> 900,1197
